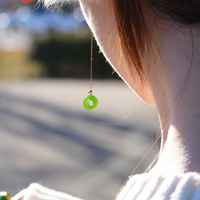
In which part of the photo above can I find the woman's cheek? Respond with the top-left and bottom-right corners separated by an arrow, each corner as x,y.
79,0 -> 155,105
79,1 -> 122,69
79,0 -> 120,73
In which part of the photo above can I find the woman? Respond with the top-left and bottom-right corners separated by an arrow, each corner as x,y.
12,0 -> 200,199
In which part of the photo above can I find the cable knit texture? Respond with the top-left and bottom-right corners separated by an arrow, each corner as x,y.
40,0 -> 77,7
21,172 -> 200,200
116,172 -> 200,200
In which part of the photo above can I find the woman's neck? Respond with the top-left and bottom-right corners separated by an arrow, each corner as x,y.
150,25 -> 200,173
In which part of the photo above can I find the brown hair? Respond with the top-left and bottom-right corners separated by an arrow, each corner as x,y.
112,0 -> 200,83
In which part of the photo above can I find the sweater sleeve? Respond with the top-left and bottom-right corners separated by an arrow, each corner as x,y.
116,172 -> 200,200
13,172 -> 200,200
21,183 -> 84,200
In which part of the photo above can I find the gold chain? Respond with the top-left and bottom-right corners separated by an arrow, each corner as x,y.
89,3 -> 94,95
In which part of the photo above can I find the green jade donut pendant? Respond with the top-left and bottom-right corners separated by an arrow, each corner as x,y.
83,93 -> 98,111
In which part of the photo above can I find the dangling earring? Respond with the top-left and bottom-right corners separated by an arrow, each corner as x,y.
83,4 -> 98,111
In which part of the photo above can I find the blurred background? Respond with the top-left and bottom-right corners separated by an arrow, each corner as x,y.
0,1 -> 160,200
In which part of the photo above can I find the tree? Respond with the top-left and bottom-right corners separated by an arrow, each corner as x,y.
30,30 -> 119,79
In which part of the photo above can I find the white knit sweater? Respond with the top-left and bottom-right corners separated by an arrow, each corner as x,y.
117,172 -> 200,200
17,172 -> 200,200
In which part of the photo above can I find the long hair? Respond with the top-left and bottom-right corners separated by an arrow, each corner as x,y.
112,0 -> 200,83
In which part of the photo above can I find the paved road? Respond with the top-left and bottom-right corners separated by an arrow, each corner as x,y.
0,79 -> 159,200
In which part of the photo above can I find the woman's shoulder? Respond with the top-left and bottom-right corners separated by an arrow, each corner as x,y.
116,171 -> 200,200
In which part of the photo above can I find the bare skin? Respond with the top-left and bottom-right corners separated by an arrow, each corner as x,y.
80,0 -> 200,174
10,1 -> 200,199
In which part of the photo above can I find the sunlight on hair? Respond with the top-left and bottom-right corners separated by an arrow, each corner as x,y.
39,0 -> 79,7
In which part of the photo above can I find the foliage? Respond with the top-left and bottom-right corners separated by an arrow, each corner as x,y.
0,51 -> 41,79
30,30 -> 119,79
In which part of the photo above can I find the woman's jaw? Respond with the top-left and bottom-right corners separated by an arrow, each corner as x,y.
79,0 -> 156,106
